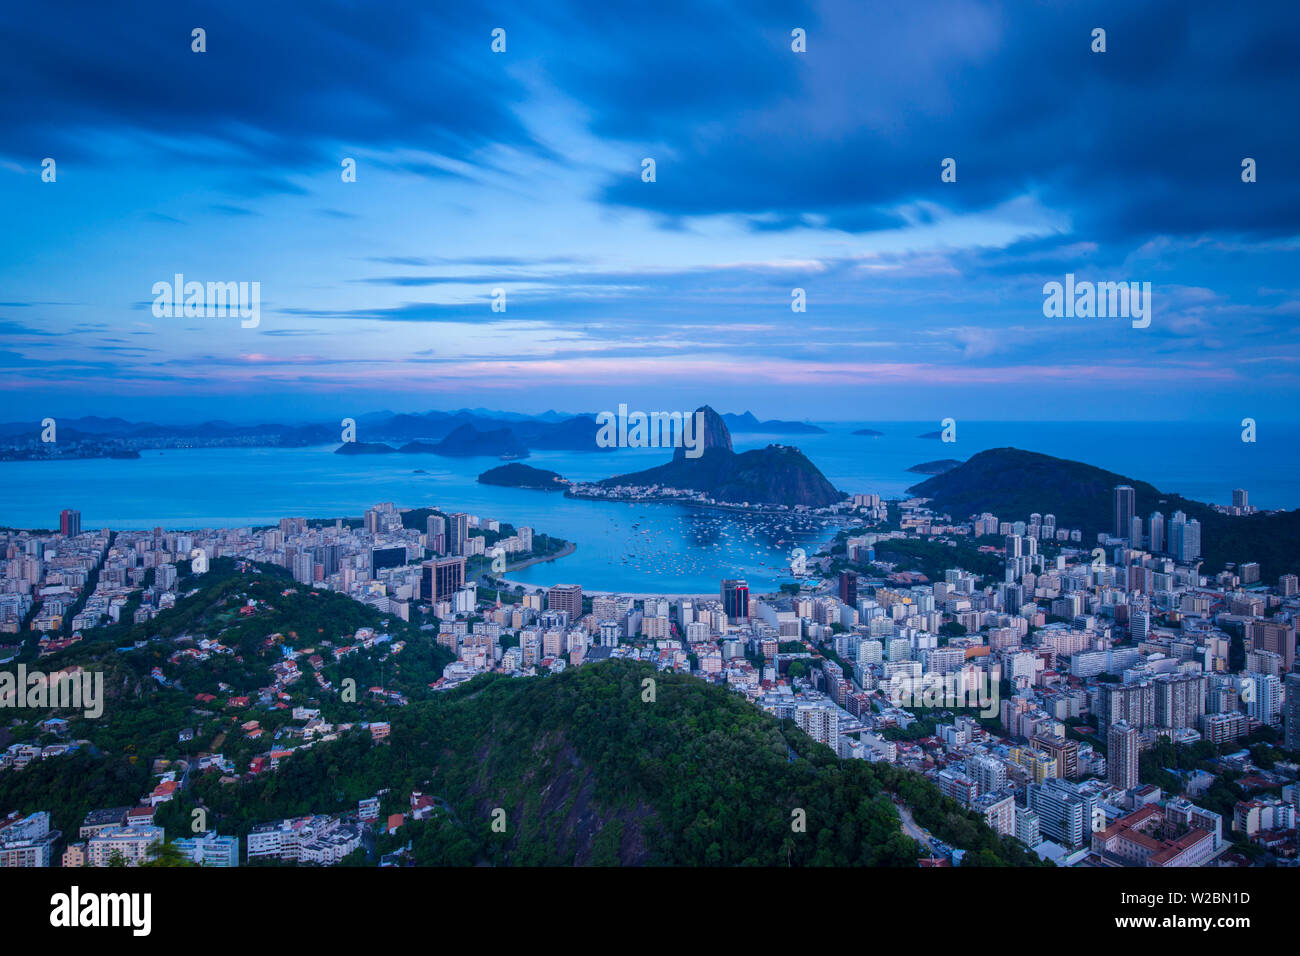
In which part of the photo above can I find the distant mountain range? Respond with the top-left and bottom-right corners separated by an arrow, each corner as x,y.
720,412 -> 825,434
593,406 -> 844,508
909,447 -> 1300,579
0,408 -> 824,458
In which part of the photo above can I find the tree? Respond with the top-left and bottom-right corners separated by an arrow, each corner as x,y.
141,840 -> 196,867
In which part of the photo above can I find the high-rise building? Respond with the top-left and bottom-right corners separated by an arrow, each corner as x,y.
291,551 -> 315,585
371,546 -> 406,573
1098,681 -> 1155,737
547,584 -> 583,621
59,509 -> 81,537
1280,574 -> 1299,597
1032,734 -> 1079,780
1027,779 -> 1088,847
1246,620 -> 1296,671
1181,518 -> 1201,562
448,513 -> 469,556
1232,488 -> 1249,511
838,571 -> 858,607
1114,486 -> 1135,541
426,515 -> 446,555
1148,511 -> 1165,554
1108,720 -> 1139,791
1284,673 -> 1300,751
421,556 -> 465,605
721,579 -> 749,621
1154,673 -> 1207,729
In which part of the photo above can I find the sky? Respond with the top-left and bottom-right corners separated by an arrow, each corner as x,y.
2,0 -> 1299,424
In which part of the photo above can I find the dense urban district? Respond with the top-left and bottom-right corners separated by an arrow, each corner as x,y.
1,471 -> 1298,869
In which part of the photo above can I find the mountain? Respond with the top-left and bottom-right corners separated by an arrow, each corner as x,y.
478,463 -> 569,490
597,406 -> 844,508
676,405 -> 732,460
417,424 -> 529,459
0,409 -> 608,454
907,459 -> 963,475
722,411 -> 826,434
909,447 -> 1300,578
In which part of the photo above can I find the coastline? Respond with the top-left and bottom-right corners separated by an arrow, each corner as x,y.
501,541 -> 576,574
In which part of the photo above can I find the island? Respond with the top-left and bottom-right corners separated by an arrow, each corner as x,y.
852,428 -> 884,437
477,463 -> 569,491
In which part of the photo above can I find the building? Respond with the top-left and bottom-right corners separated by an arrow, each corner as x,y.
1201,711 -> 1250,746
59,509 -> 81,537
1108,720 -> 1140,792
838,571 -> 858,607
1153,673 -> 1207,730
1286,673 -> 1300,751
421,556 -> 465,605
721,579 -> 750,621
1114,486 -> 1135,541
0,811 -> 60,867
547,584 -> 583,621
1092,804 -> 1218,867
1148,512 -> 1165,553
448,513 -> 469,555
1015,805 -> 1041,848
1098,681 -> 1155,737
87,825 -> 165,866
426,515 -> 446,554
1031,734 -> 1079,780
371,546 -> 406,573
794,702 -> 839,745
1245,620 -> 1295,671
1027,779 -> 1090,848
172,833 -> 240,867
972,790 -> 1017,837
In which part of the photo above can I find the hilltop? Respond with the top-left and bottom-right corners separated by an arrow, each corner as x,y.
594,406 -> 844,508
909,447 -> 1300,578
191,662 -> 1043,866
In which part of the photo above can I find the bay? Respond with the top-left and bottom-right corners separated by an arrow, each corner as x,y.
1,420 -> 1295,594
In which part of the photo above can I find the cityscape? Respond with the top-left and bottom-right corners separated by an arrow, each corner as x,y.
1,0 -> 1296,934
3,464 -> 1298,874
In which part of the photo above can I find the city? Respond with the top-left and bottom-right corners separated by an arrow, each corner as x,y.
3,479 -> 1296,874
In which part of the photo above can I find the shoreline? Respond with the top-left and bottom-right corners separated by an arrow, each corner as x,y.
500,541 -> 576,574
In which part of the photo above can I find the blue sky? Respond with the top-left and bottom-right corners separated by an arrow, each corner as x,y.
2,0 -> 1298,423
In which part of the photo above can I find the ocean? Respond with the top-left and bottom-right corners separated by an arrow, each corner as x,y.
2,421 -> 1295,594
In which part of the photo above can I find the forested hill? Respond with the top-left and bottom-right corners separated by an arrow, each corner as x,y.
190,661 -> 1045,866
909,447 -> 1300,579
